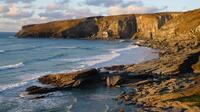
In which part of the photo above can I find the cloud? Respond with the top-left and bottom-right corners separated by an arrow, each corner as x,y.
2,0 -> 36,3
0,4 -> 9,13
65,8 -> 98,18
59,0 -> 71,4
45,0 -> 71,11
39,11 -> 67,19
108,5 -> 160,15
47,3 -> 61,10
38,7 -> 98,21
86,0 -> 142,7
4,4 -> 33,19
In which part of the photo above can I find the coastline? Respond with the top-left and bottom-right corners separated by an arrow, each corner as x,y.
15,8 -> 200,111
24,38 -> 200,111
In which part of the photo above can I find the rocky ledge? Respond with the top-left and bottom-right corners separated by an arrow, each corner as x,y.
21,8 -> 200,112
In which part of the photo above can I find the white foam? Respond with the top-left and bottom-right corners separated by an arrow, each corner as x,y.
55,45 -> 139,68
0,81 -> 28,92
82,45 -> 139,67
118,39 -> 126,43
0,71 -> 52,92
0,62 -> 24,71
111,44 -> 139,52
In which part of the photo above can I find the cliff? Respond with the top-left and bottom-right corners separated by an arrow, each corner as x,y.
150,9 -> 200,51
16,12 -> 180,39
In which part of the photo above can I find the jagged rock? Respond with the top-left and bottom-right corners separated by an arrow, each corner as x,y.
106,75 -> 122,87
38,68 -> 99,87
126,49 -> 200,76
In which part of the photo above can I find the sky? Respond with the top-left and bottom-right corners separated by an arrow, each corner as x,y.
0,0 -> 200,32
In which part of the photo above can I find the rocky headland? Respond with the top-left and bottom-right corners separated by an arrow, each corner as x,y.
17,8 -> 200,111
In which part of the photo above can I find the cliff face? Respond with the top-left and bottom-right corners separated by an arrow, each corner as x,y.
16,12 -> 180,39
154,9 -> 200,50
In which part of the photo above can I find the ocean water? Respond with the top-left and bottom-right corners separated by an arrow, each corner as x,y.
0,32 -> 158,112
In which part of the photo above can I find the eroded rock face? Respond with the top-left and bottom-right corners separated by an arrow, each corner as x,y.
16,12 -> 180,39
60,17 -> 99,38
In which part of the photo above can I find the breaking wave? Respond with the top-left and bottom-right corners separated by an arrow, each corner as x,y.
0,62 -> 24,71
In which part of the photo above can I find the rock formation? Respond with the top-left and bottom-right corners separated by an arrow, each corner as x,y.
16,13 -> 180,39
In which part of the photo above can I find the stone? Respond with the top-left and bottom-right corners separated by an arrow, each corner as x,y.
106,75 -> 123,87
38,68 -> 99,87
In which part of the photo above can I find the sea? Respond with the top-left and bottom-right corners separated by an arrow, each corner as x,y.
0,32 -> 158,112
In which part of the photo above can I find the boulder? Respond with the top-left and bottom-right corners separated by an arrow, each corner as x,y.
106,75 -> 123,87
38,68 -> 99,87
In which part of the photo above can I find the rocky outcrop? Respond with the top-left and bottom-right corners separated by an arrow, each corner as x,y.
126,49 -> 200,76
38,68 -> 99,87
16,12 -> 180,39
140,9 -> 200,52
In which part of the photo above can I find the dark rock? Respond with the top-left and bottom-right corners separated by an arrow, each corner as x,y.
38,68 -> 99,87
104,65 -> 125,71
159,87 -> 170,94
25,86 -> 61,95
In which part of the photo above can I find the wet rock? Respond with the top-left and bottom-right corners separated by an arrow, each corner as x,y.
38,68 -> 99,87
124,87 -> 138,95
124,95 -> 131,101
118,108 -> 125,112
25,86 -> 61,95
104,65 -> 125,71
106,75 -> 123,87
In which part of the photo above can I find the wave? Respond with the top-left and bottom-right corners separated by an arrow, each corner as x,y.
26,53 -> 65,64
112,44 -> 139,52
49,46 -> 95,50
8,36 -> 16,39
56,44 -> 139,68
6,45 -> 41,53
0,62 -> 24,71
0,81 -> 28,92
118,39 -> 128,43
52,46 -> 78,49
0,71 -> 52,92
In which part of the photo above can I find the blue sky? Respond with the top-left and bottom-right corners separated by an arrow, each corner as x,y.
0,0 -> 200,32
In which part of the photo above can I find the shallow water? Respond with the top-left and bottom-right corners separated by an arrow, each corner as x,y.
0,32 -> 158,112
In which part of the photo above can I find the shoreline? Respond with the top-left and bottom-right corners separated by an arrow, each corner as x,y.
116,39 -> 200,111
16,8 -> 200,111
24,37 -> 200,111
